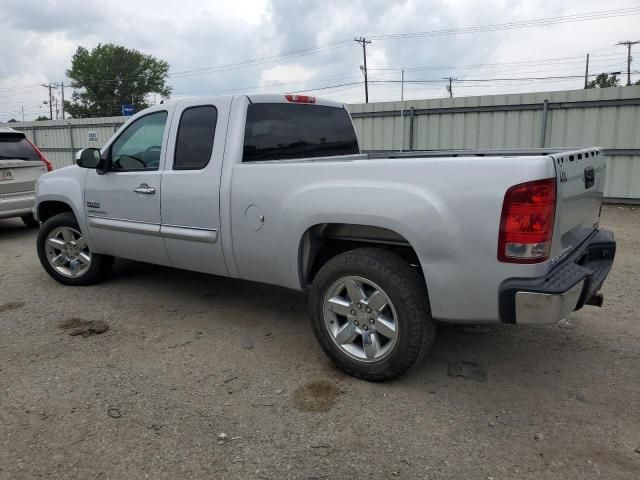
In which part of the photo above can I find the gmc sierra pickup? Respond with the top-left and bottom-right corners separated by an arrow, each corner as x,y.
33,93 -> 616,381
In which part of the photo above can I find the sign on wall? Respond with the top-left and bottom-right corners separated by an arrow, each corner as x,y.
121,104 -> 135,116
87,130 -> 98,142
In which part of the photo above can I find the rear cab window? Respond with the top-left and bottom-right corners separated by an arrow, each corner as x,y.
0,134 -> 39,160
242,103 -> 359,162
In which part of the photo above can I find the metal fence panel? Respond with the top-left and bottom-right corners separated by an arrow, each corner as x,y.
348,85 -> 640,200
4,116 -> 126,169
2,86 -> 640,200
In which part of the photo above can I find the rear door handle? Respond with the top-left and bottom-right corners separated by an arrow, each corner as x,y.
133,183 -> 156,194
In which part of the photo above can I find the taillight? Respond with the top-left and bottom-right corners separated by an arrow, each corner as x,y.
25,138 -> 53,172
284,94 -> 316,104
498,178 -> 556,263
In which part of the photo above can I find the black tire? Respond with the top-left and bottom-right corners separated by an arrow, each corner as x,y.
309,247 -> 436,381
21,214 -> 39,228
37,212 -> 114,286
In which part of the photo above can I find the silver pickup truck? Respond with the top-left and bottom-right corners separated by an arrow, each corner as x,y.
34,94 -> 616,381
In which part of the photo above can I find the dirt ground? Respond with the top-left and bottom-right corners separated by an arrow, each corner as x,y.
1,205 -> 639,480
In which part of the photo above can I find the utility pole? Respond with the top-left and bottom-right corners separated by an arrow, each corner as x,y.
41,83 -> 53,120
21,105 -> 24,124
54,97 -> 59,120
354,37 -> 371,103
59,82 -> 65,119
400,69 -> 405,152
584,53 -> 590,89
48,83 -> 53,119
616,40 -> 640,86
446,77 -> 454,98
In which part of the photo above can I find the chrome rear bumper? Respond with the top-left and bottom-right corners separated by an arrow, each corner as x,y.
499,230 -> 616,325
515,280 -> 585,325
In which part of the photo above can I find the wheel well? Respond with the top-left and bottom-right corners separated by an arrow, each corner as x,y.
299,223 -> 421,286
38,201 -> 74,223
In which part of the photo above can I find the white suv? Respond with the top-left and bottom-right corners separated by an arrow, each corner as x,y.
0,127 -> 53,227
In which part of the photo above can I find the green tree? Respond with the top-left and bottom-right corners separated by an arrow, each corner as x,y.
586,73 -> 620,89
35,116 -> 50,121
65,44 -> 171,118
7,118 -> 17,122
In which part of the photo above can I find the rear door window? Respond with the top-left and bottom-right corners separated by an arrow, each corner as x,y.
0,134 -> 39,160
243,103 -> 359,162
174,106 -> 218,170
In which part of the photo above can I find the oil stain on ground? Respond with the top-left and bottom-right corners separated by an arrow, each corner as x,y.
292,380 -> 340,412
0,300 -> 26,313
58,318 -> 109,337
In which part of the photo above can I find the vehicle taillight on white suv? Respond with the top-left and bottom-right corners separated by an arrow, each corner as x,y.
498,178 -> 556,263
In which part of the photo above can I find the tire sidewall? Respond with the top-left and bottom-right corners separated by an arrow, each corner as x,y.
310,248 -> 432,381
37,212 -> 105,286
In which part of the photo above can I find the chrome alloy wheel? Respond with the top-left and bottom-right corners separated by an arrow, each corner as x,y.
323,276 -> 399,362
44,226 -> 92,278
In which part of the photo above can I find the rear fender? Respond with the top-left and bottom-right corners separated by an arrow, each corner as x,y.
276,181 -> 462,309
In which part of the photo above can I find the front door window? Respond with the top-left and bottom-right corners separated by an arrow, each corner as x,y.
110,111 -> 168,171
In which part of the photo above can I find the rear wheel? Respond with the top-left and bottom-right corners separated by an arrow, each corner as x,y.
21,214 -> 39,228
37,212 -> 114,285
309,247 -> 435,381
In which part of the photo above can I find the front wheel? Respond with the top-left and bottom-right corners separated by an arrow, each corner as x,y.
309,247 -> 436,381
37,212 -> 114,286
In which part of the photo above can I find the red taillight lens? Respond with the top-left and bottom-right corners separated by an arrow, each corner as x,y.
498,178 -> 556,263
284,94 -> 316,104
26,138 -> 53,172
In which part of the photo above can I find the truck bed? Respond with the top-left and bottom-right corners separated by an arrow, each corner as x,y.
366,147 -> 589,158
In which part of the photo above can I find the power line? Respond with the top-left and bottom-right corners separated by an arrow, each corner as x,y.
367,52 -> 622,72
168,41 -> 351,78
0,7 -> 637,94
368,7 -> 640,41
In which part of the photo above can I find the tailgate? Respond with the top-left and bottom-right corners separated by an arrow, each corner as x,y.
549,148 -> 605,265
0,160 -> 46,194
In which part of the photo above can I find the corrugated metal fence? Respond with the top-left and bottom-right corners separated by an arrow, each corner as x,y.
2,85 -> 639,200
348,85 -> 640,201
4,116 -> 126,170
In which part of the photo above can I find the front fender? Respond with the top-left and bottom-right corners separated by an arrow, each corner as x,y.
35,167 -> 94,248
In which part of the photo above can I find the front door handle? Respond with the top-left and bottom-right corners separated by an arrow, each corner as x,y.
133,183 -> 156,194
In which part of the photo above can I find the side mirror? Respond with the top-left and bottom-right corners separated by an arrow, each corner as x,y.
76,148 -> 101,168
76,148 -> 109,174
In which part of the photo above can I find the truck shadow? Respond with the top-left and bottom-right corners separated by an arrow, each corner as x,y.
0,218 -> 38,238
107,258 -> 598,394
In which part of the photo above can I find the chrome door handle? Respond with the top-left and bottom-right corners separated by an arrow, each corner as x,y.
133,183 -> 156,194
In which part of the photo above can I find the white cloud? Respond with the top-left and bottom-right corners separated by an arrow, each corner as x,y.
0,0 -> 639,121
259,64 -> 315,90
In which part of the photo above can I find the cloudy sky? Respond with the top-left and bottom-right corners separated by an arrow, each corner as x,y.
1,0 -> 639,121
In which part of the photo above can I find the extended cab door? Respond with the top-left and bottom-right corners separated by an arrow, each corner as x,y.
159,98 -> 231,276
84,107 -> 173,266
